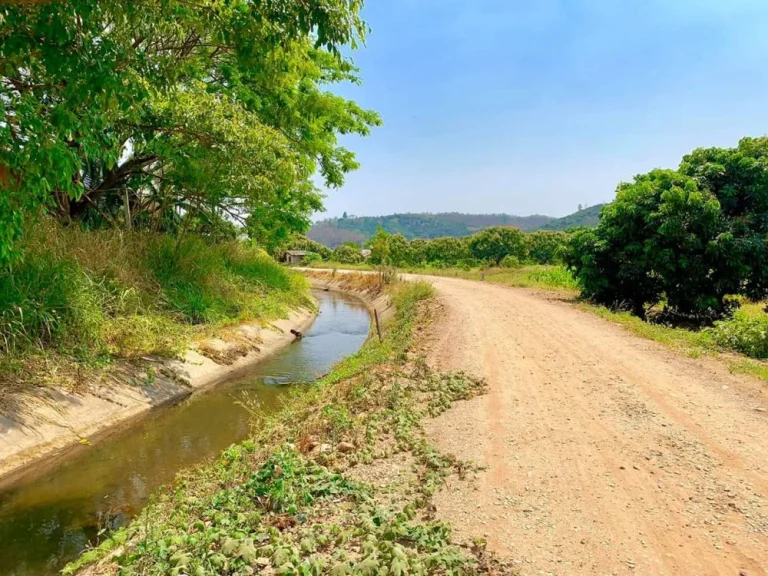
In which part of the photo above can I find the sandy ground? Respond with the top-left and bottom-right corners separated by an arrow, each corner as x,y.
420,276 -> 768,576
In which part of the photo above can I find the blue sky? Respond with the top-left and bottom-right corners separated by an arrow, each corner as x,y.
320,0 -> 768,219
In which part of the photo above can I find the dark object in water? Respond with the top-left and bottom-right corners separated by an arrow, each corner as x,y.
290,329 -> 303,340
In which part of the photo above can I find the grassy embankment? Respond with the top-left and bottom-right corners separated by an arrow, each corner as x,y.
64,274 -> 509,576
312,261 -> 768,381
0,219 -> 312,395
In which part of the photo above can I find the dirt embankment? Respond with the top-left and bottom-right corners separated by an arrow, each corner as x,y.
0,309 -> 316,483
420,276 -> 768,576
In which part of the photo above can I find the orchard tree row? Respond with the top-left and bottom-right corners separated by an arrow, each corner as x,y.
319,227 -> 570,268
564,137 -> 768,322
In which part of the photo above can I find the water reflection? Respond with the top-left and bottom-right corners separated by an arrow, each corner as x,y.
0,290 -> 370,576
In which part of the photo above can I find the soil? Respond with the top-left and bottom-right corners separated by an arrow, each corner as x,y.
420,276 -> 768,576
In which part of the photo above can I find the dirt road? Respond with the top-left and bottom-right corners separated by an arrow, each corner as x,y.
418,276 -> 768,576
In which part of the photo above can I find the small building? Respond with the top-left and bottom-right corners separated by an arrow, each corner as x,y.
282,250 -> 308,265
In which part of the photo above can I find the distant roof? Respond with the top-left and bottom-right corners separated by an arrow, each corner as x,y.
284,250 -> 308,256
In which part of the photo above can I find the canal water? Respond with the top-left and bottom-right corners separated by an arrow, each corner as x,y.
0,290 -> 370,576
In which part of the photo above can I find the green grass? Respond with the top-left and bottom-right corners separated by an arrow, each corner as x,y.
0,219 -> 311,391
64,279 -> 505,576
310,261 -> 580,292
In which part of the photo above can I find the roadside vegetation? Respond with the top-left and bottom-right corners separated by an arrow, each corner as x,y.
0,219 -> 312,394
64,277 -> 511,576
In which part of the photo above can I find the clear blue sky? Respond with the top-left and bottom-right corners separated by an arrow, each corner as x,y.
320,0 -> 768,219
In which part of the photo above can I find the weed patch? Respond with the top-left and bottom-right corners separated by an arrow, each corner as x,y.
0,219 -> 311,392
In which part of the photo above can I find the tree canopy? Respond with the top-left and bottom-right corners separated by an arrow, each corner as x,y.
565,137 -> 768,321
0,0 -> 381,263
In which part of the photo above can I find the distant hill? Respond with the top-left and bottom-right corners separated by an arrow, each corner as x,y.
539,204 -> 605,231
309,207 -> 605,247
308,212 -> 554,247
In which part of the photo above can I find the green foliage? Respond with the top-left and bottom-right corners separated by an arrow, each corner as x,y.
367,226 -> 391,265
0,0 -> 380,265
499,255 -> 521,269
424,236 -> 469,266
526,230 -> 568,264
468,227 -> 528,265
386,234 -> 412,267
566,137 -> 768,323
0,219 -> 310,385
0,253 -> 104,357
566,169 -> 725,320
708,309 -> 768,359
309,212 -> 556,247
540,204 -> 605,231
331,245 -> 364,265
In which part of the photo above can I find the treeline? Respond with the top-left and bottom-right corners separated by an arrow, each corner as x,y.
565,137 -> 768,323
303,228 -> 570,268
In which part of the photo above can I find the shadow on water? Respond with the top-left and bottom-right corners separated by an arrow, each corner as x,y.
0,290 -> 370,576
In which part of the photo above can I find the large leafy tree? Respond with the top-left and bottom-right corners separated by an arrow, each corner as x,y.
679,137 -> 768,301
527,230 -> 567,264
468,226 -> 528,265
0,0 -> 380,263
565,169 -> 735,320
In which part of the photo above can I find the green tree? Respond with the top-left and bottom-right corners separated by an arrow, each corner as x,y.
332,244 -> 363,264
424,237 -> 469,266
564,169 -> 723,319
527,230 -> 568,264
679,137 -> 768,301
367,226 -> 391,265
409,238 -> 428,266
387,234 -> 412,266
0,0 -> 380,265
468,227 -> 528,265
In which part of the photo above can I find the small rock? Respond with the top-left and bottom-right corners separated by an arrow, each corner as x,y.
318,443 -> 333,454
337,441 -> 356,453
619,465 -> 626,470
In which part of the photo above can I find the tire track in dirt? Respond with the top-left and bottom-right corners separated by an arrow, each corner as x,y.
417,276 -> 768,576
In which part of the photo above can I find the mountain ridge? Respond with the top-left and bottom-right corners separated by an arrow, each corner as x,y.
309,205 -> 605,247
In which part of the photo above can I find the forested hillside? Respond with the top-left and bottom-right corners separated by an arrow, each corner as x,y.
541,204 -> 605,230
309,212 -> 555,246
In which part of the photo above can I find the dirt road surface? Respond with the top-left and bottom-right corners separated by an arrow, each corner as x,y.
418,276 -> 768,576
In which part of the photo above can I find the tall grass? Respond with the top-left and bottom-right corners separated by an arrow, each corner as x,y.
0,219 -> 311,388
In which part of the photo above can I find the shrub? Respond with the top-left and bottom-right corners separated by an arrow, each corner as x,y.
708,310 -> 768,359
567,137 -> 768,323
499,255 -> 521,269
